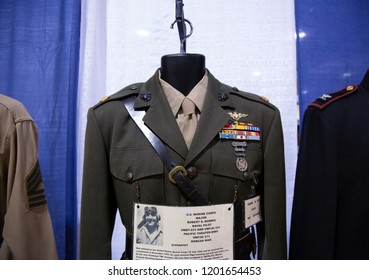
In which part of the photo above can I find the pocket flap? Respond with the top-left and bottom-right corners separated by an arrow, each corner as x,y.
110,148 -> 163,182
212,149 -> 245,180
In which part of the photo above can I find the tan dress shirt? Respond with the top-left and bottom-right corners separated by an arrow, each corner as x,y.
159,71 -> 208,148
0,94 -> 58,259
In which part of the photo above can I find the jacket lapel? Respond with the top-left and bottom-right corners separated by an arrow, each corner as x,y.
134,70 -> 188,160
185,72 -> 234,165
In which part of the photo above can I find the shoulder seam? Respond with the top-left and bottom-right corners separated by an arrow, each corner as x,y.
309,85 -> 358,110
229,90 -> 276,110
92,83 -> 143,109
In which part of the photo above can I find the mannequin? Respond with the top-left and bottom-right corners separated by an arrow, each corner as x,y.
160,1 -> 206,96
160,53 -> 206,96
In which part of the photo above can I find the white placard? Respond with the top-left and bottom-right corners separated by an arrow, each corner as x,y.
133,203 -> 234,260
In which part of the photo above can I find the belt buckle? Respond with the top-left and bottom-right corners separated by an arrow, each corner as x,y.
168,165 -> 187,184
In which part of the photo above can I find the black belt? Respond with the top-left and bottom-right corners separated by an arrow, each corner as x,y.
122,96 -> 209,206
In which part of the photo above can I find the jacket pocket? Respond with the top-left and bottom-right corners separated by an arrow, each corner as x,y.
210,147 -> 262,203
110,147 -> 165,208
109,148 -> 165,233
212,149 -> 245,181
110,147 -> 163,182
211,147 -> 263,235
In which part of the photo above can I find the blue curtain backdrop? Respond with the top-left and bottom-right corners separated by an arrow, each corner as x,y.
0,0 -> 81,259
295,0 -> 369,125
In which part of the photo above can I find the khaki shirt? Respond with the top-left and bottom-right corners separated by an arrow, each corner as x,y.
159,70 -> 208,122
0,94 -> 58,259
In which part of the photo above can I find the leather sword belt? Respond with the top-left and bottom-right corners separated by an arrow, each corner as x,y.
122,96 -> 209,206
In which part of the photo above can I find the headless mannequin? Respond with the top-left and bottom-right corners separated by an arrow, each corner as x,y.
160,53 -> 206,96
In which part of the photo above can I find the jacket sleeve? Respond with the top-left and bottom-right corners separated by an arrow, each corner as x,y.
289,108 -> 337,259
261,107 -> 287,259
80,108 -> 117,259
0,119 -> 58,260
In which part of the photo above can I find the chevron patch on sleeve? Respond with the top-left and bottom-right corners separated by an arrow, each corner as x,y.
26,160 -> 47,209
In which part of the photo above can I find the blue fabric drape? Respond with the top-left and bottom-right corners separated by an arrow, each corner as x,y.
0,0 -> 81,259
295,0 -> 369,125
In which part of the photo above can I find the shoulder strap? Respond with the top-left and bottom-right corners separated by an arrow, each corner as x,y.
309,85 -> 358,110
122,96 -> 209,206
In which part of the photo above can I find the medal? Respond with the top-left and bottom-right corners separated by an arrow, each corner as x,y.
232,141 -> 248,172
236,157 -> 248,172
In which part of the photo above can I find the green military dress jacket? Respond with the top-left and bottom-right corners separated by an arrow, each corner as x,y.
80,69 -> 287,260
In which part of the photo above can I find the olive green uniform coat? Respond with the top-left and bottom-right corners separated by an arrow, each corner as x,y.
80,70 -> 287,259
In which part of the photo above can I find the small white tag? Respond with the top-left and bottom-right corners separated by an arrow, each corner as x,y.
244,196 -> 262,228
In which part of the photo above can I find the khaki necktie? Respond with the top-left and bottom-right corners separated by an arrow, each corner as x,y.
181,97 -> 198,149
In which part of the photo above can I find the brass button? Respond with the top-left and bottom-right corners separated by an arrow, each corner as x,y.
99,95 -> 109,102
260,96 -> 269,102
346,85 -> 354,91
126,170 -> 133,182
186,167 -> 198,179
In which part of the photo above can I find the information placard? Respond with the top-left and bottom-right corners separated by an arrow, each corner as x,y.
133,203 -> 234,260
